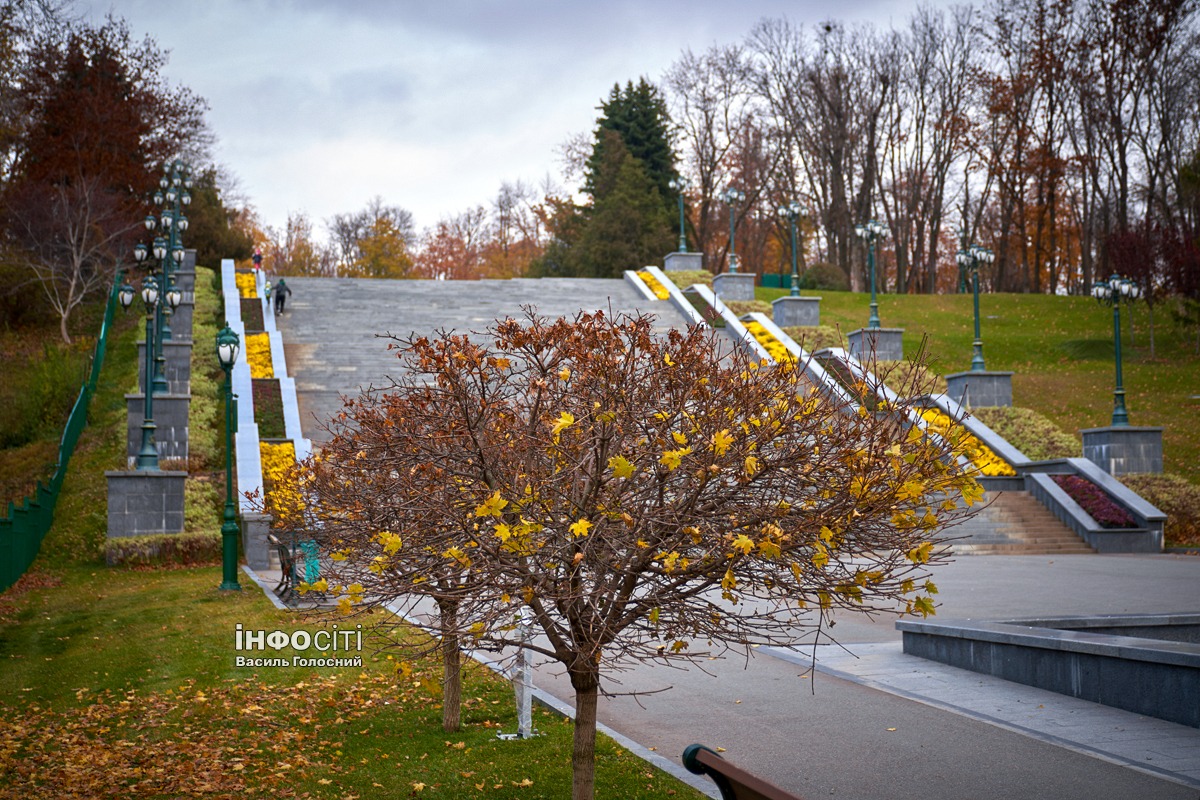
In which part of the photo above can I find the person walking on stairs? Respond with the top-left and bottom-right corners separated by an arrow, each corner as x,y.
274,278 -> 292,314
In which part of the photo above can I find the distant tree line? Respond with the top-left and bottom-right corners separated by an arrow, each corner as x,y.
658,0 -> 1200,300
263,0 -> 1200,310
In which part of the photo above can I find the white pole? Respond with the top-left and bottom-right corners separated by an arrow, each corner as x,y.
515,606 -> 533,738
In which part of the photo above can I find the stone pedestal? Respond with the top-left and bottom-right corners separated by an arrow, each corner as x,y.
182,249 -> 197,271
712,272 -> 756,302
771,296 -> 821,328
106,470 -> 187,540
126,394 -> 190,465
944,371 -> 1015,409
1081,426 -> 1163,476
847,328 -> 905,363
242,512 -> 273,570
664,251 -> 704,272
138,340 -> 193,395
169,301 -> 195,341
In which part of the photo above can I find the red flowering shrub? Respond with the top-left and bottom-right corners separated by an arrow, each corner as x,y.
252,379 -> 285,438
1051,475 -> 1136,528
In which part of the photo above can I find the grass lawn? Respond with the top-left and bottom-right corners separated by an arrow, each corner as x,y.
757,286 -> 1200,484
0,566 -> 705,799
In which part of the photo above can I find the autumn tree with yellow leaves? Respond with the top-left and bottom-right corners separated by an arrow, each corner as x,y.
288,310 -> 983,800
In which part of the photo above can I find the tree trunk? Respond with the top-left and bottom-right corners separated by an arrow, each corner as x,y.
439,599 -> 461,732
59,312 -> 72,346
1148,303 -> 1156,359
569,664 -> 601,800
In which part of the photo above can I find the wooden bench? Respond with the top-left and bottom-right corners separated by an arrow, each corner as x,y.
682,744 -> 805,800
267,533 -> 297,600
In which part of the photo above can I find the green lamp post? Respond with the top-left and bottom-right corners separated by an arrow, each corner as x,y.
854,219 -> 887,329
721,185 -> 745,273
956,242 -> 995,372
155,161 -> 191,344
1092,274 -> 1142,427
777,202 -> 802,297
135,276 -> 160,470
216,325 -> 242,591
668,176 -> 690,253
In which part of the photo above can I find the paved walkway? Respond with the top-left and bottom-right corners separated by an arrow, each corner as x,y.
270,277 -> 1200,800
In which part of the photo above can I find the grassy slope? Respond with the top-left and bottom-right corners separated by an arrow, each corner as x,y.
758,286 -> 1200,484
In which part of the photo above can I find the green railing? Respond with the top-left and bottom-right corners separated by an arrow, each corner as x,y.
0,276 -> 122,592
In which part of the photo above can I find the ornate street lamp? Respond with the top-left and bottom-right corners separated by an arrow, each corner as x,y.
854,219 -> 888,329
157,163 -> 190,343
118,280 -> 135,313
777,202 -> 802,297
668,176 -> 690,253
721,186 -> 746,273
1092,274 -> 1142,426
216,324 -> 242,591
135,276 -> 160,470
956,242 -> 995,372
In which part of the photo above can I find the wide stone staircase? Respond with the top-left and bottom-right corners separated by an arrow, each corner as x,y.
274,275 -> 1098,557
275,276 -> 681,443
944,489 -> 1094,555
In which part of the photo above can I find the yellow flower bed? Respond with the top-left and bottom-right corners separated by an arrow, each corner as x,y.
260,440 -> 302,525
742,319 -> 795,364
636,270 -> 671,300
920,408 -> 1016,477
245,332 -> 274,379
235,271 -> 258,299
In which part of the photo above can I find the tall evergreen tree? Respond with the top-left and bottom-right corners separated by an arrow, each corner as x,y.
575,132 -> 675,277
584,78 -> 680,213
531,77 -> 681,279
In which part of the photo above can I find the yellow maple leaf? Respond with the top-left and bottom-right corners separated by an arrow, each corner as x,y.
672,430 -> 688,445
663,352 -> 675,366
744,455 -> 760,477
912,596 -> 937,617
551,411 -> 575,442
607,455 -> 635,478
731,534 -> 754,555
906,541 -> 934,564
569,518 -> 592,537
711,428 -> 734,456
558,367 -> 571,381
376,531 -> 402,554
659,447 -> 691,470
475,491 -> 508,518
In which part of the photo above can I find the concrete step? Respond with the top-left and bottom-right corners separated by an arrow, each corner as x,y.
945,489 -> 1093,556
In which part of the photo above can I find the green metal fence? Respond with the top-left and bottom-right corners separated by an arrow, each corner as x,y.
0,277 -> 122,592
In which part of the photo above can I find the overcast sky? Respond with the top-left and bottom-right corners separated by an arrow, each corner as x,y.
79,1 -> 914,237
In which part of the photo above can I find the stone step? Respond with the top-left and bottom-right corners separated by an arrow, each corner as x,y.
953,542 -> 1095,556
945,489 -> 1093,556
